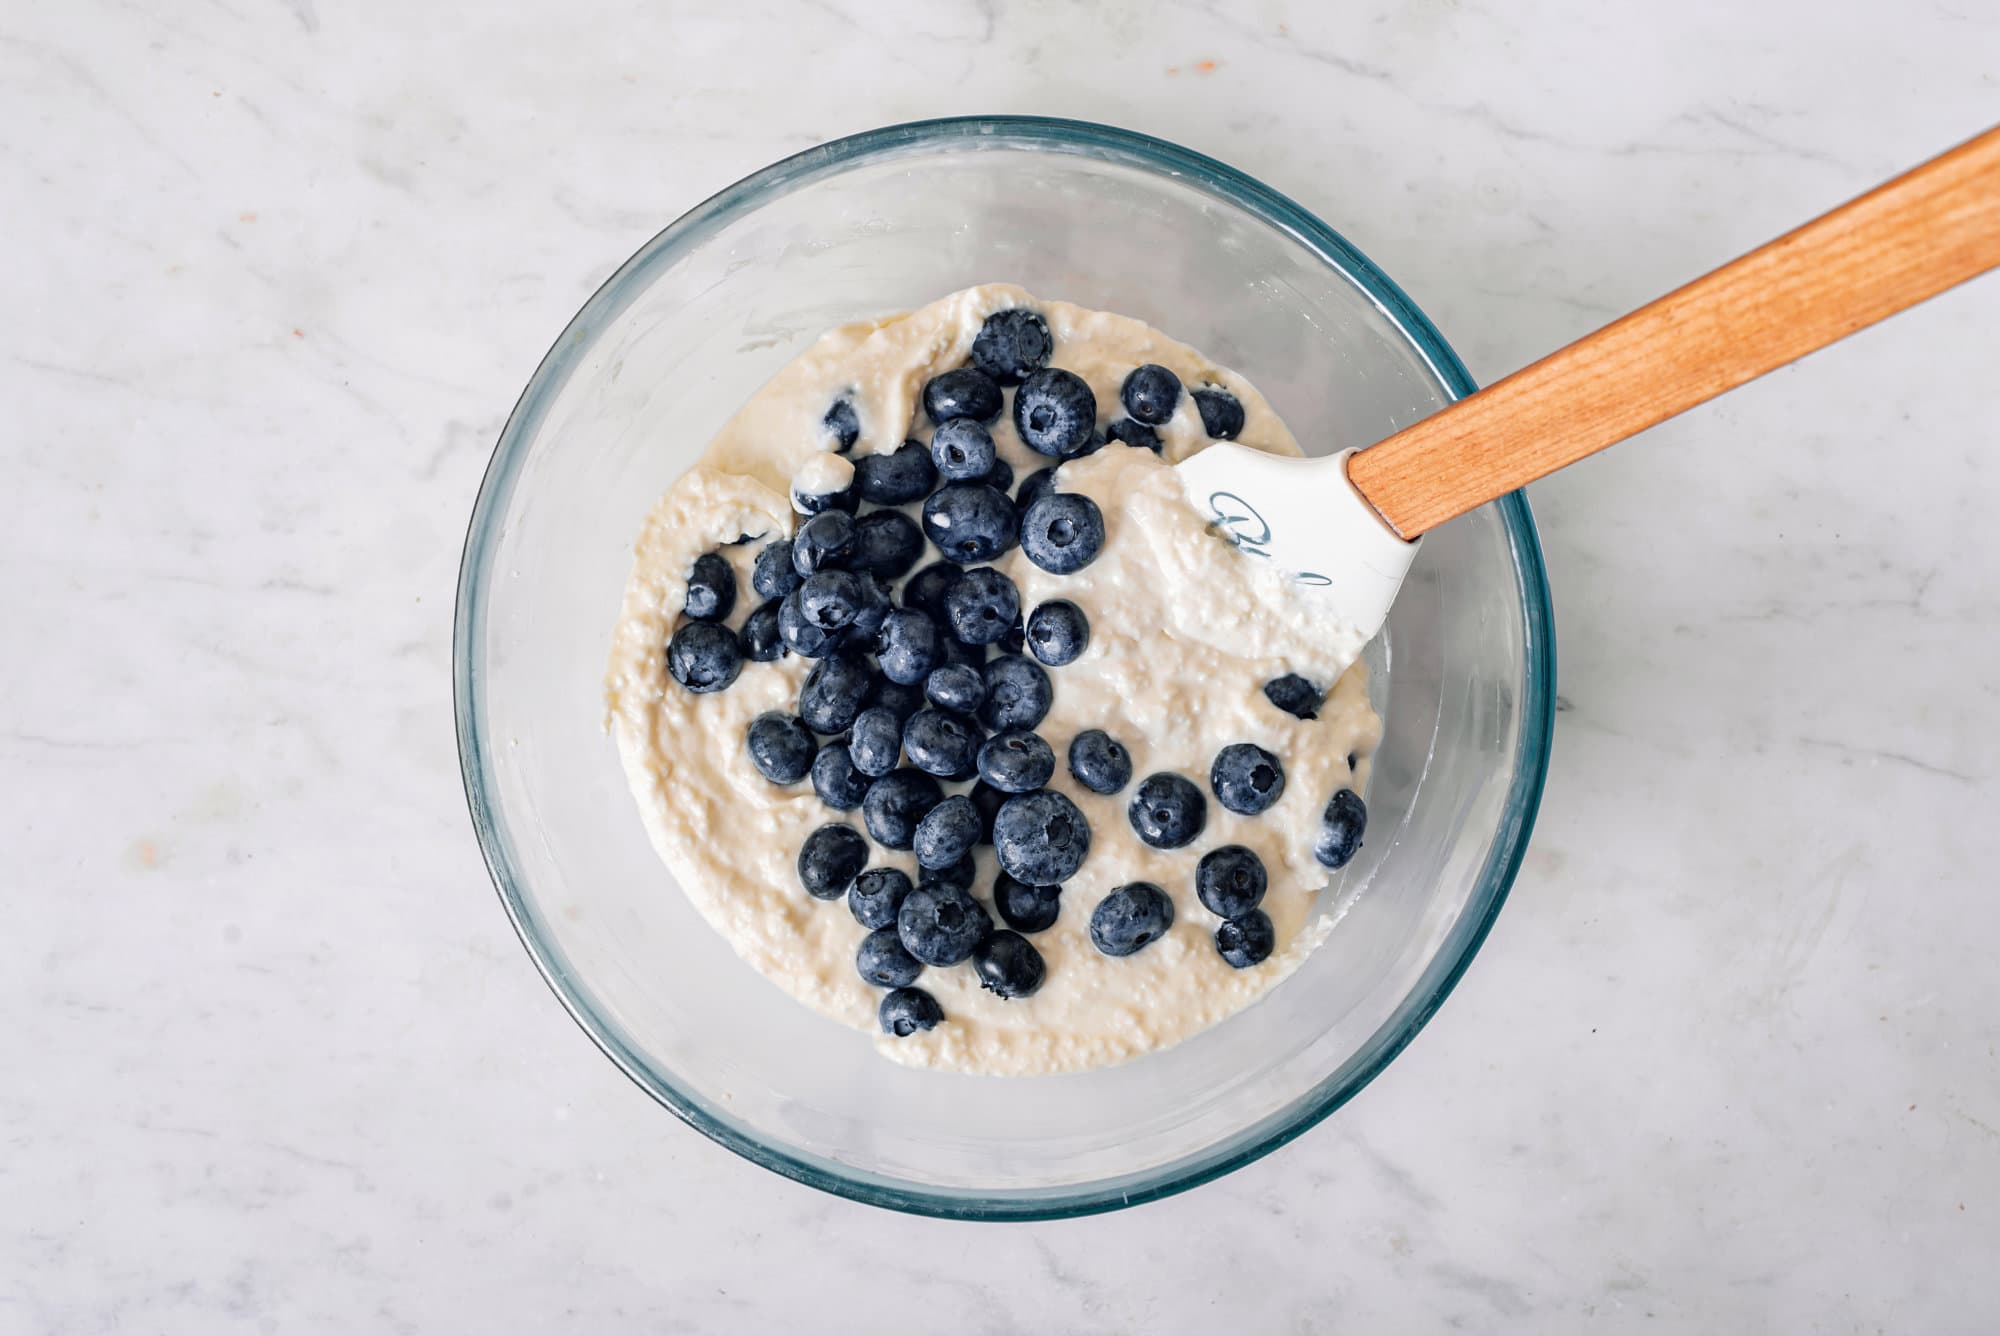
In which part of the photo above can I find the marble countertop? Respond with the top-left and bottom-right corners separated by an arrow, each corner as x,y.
7,1 -> 1998,1330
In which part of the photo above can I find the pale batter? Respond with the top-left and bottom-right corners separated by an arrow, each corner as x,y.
605,285 -> 1380,1075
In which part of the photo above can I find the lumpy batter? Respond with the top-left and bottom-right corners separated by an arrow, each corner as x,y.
605,285 -> 1380,1075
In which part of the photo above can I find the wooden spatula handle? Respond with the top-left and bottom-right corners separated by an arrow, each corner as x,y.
1348,125 -> 2000,539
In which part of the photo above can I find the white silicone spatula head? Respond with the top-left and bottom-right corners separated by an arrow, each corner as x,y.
1180,124 -> 2000,654
1173,446 -> 1418,644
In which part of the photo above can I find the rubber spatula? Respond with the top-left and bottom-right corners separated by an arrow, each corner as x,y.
1178,124 -> 2000,656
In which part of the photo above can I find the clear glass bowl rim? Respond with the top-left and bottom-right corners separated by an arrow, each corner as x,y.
453,115 -> 1557,1221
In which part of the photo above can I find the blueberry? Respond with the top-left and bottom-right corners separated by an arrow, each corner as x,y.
812,743 -> 873,810
1215,909 -> 1276,968
848,867 -> 913,931
913,793 -> 980,870
992,789 -> 1090,886
739,598 -> 786,662
1195,845 -> 1268,919
849,510 -> 925,581
1193,385 -> 1246,439
918,852 -> 977,894
943,567 -> 1021,646
1121,363 -> 1182,425
1211,743 -> 1286,815
974,930 -> 1046,999
970,779 -> 1009,845
684,552 -> 737,622
1314,789 -> 1368,870
1089,883 -> 1175,957
969,308 -> 1053,386
896,885 -> 992,967
1106,418 -> 1162,452
977,730 -> 1055,793
857,926 -> 923,988
862,768 -> 944,850
791,510 -> 856,576
1025,599 -> 1089,666
797,824 -> 867,900
798,569 -> 871,631
902,707 -> 982,779
1013,367 -> 1098,459
994,872 -> 1061,933
1263,673 -> 1323,720
1015,465 -> 1059,514
744,711 -> 816,784
865,676 -> 925,725
879,986 -> 944,1037
876,608 -> 942,686
897,558 -> 955,613
930,418 -> 997,481
924,663 -> 987,715
923,367 -> 1003,425
791,458 -> 859,516
1020,493 -> 1105,575
848,575 -> 892,639
822,396 -> 861,452
752,539 -> 803,600
777,589 -> 843,659
854,439 -> 938,505
798,650 -> 873,734
875,616 -> 943,689
984,456 -> 1014,495
998,618 -> 1026,656
784,600 -> 864,680
848,706 -> 903,777
979,655 -> 1052,731
921,483 -> 1018,565
1128,772 -> 1206,849
793,484 -> 860,517
666,621 -> 743,693
1067,729 -> 1133,795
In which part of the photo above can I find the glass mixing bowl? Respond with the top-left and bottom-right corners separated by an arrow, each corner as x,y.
454,117 -> 1554,1219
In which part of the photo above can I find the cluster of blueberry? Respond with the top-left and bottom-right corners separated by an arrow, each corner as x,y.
1069,715 -> 1368,969
660,306 -> 1367,1040
1256,672 -> 1372,873
662,308 -> 1136,1036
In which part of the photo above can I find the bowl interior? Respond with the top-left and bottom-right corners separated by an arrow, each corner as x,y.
457,119 -> 1552,1218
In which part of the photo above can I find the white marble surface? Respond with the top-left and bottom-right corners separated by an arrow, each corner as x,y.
6,1 -> 1998,1330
